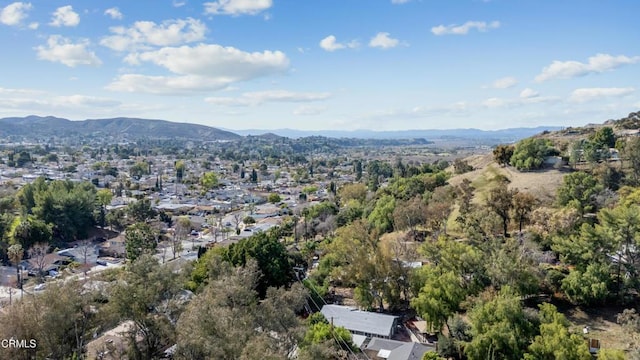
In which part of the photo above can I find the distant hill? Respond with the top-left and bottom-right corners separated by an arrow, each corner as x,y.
231,126 -> 563,142
0,116 -> 241,141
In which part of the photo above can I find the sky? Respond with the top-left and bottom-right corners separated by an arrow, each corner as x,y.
0,0 -> 639,131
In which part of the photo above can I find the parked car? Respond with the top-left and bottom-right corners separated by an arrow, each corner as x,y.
34,283 -> 46,291
96,260 -> 108,266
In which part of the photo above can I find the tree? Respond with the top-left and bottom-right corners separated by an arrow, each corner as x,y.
127,198 -> 157,223
556,171 -> 603,215
9,216 -> 53,250
512,192 -> 537,233
178,259 -> 306,359
268,193 -> 282,203
8,243 -> 24,292
96,189 -> 113,228
493,145 -> 514,167
175,160 -> 185,183
561,262 -> 611,305
486,238 -> 541,296
28,242 -> 49,281
368,194 -> 396,234
199,171 -> 219,192
422,352 -> 445,360
412,268 -> 466,334
486,183 -> 516,237
125,222 -> 157,261
338,183 -> 367,205
393,196 -> 426,231
301,318 -> 354,352
524,303 -> 592,360
110,255 -> 185,359
174,216 -> 191,257
129,161 -> 151,179
0,281 -> 101,360
616,309 -> 640,336
354,160 -> 363,181
250,168 -> 258,183
193,229 -> 295,297
456,178 -> 475,221
107,207 -> 126,232
591,126 -> 616,149
623,137 -> 640,184
426,186 -> 455,235
465,288 -> 537,360
510,138 -> 553,170
597,349 -> 627,360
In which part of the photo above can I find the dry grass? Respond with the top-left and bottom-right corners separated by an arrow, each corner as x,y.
564,306 -> 638,355
448,153 -> 567,206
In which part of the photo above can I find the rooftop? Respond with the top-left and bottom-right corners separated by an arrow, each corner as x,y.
320,304 -> 399,338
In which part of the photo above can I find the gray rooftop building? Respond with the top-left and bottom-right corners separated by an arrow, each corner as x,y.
320,304 -> 399,339
365,338 -> 436,360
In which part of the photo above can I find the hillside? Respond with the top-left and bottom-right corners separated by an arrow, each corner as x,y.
0,116 -> 241,141
449,153 -> 566,204
449,111 -> 640,204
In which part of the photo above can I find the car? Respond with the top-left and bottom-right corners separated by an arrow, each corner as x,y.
96,260 -> 108,266
34,283 -> 46,291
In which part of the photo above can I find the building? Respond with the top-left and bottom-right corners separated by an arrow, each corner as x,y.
320,304 -> 400,339
365,338 -> 436,360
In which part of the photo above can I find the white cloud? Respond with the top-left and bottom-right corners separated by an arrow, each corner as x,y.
520,88 -> 539,98
369,32 -> 401,49
0,87 -> 43,95
35,35 -> 101,67
204,0 -> 272,16
431,20 -> 500,35
320,35 -> 344,52
391,0 -> 411,3
0,94 -> 120,110
0,2 -> 32,26
568,87 -> 635,103
101,18 -> 206,52
108,44 -> 289,94
319,35 -> 359,52
104,7 -> 123,20
53,95 -> 121,107
293,105 -> 328,116
535,53 -> 640,82
131,44 -> 288,77
106,74 -> 234,94
490,76 -> 518,89
27,21 -> 37,29
482,95 -> 560,109
50,5 -> 80,27
173,0 -> 187,7
205,90 -> 331,106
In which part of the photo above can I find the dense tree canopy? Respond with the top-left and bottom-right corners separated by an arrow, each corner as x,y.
510,138 -> 554,171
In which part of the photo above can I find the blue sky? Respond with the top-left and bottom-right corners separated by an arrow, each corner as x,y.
0,0 -> 638,131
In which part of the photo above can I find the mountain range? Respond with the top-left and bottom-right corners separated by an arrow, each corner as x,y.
230,126 -> 563,142
0,115 -> 562,143
0,116 -> 241,141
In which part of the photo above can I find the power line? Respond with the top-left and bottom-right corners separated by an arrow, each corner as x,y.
296,272 -> 370,360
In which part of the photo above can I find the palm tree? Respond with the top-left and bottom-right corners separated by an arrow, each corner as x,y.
8,244 -> 24,299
